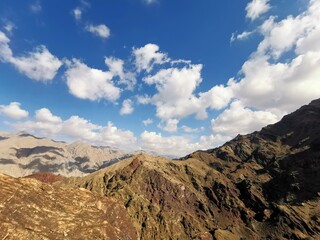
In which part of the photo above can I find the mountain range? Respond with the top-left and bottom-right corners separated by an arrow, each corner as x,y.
0,132 -> 132,177
1,99 -> 320,239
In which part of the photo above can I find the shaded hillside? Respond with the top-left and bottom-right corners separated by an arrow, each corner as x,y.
0,173 -> 137,240
59,99 -> 320,240
0,132 -> 132,177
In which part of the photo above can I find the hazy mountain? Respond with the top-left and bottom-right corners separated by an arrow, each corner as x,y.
0,132 -> 132,177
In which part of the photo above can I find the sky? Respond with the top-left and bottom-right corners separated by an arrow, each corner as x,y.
0,0 -> 319,157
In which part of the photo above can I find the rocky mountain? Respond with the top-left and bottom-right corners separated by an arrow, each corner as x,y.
0,132 -> 132,177
57,99 -> 320,239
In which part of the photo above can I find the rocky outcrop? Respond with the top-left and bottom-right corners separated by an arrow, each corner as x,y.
0,173 -> 137,240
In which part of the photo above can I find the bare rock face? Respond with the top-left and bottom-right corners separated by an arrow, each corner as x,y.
0,173 -> 137,240
58,99 -> 320,239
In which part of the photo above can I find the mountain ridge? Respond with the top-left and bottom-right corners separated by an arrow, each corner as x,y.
58,98 -> 320,239
0,131 -> 132,177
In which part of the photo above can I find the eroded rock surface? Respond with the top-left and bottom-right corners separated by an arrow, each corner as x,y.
0,173 -> 137,240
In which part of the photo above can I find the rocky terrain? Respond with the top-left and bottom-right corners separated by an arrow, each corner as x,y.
0,99 -> 319,239
0,132 -> 132,177
0,173 -> 137,240
58,99 -> 320,239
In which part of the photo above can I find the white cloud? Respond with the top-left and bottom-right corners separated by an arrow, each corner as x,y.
142,118 -> 153,126
0,31 -> 62,82
228,0 -> 320,114
10,46 -> 62,82
143,64 -> 204,120
86,24 -> 110,39
136,95 -> 152,105
201,0 -> 320,139
61,116 -> 100,141
0,102 -> 29,119
105,56 -> 136,89
199,84 -> 233,115
100,122 -> 137,149
140,131 -> 197,157
230,31 -> 254,42
246,0 -> 271,21
4,22 -> 16,34
0,31 -> 12,61
211,100 -> 278,137
140,131 -> 229,157
105,57 -> 125,79
199,134 -> 232,148
30,1 -> 42,13
72,8 -> 82,21
13,108 -> 137,149
133,43 -> 169,72
65,59 -> 121,102
181,125 -> 204,133
158,118 -> 179,132
120,99 -> 134,115
35,108 -> 62,123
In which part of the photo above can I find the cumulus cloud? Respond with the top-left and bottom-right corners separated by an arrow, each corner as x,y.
229,0 -> 320,114
100,122 -> 137,148
211,100 -> 278,137
181,125 -> 204,133
35,108 -> 62,123
10,46 -> 62,82
246,0 -> 271,21
120,99 -> 134,115
142,118 -> 153,126
61,116 -> 101,141
158,118 -> 179,132
0,102 -> 29,119
65,59 -> 121,102
202,0 -> 320,141
133,43 -> 169,72
140,131 -> 229,157
13,108 -> 137,149
105,56 -> 136,89
0,31 -> 62,82
140,131 -> 197,156
143,64 -> 203,120
86,24 -> 110,39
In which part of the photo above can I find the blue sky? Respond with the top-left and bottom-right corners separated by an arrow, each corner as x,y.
0,0 -> 319,156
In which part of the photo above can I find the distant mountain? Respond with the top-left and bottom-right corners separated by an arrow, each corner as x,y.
58,99 -> 320,239
0,132 -> 132,177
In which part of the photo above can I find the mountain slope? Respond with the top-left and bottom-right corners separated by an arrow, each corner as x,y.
59,99 -> 320,239
0,173 -> 137,240
0,132 -> 132,177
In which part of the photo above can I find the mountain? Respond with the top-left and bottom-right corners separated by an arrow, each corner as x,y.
0,173 -> 137,239
0,132 -> 132,177
58,99 -> 320,239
